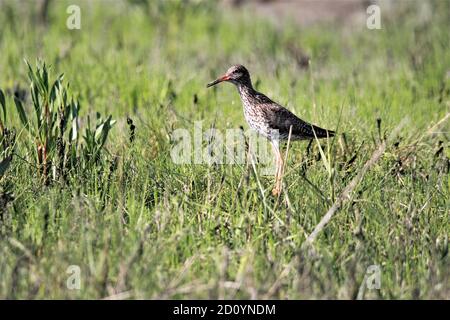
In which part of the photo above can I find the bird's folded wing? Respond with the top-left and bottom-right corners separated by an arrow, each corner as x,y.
263,103 -> 334,138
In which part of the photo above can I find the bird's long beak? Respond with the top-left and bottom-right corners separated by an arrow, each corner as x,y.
207,74 -> 230,88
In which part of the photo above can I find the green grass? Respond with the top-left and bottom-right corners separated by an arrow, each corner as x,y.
0,0 -> 448,299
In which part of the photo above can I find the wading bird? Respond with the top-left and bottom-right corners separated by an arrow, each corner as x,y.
207,65 -> 335,196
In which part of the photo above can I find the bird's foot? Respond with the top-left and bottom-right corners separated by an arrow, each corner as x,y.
271,186 -> 281,197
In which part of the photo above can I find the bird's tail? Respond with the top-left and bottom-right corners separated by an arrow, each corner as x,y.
312,125 -> 335,139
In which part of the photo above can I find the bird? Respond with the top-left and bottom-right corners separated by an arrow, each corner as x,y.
207,64 -> 335,196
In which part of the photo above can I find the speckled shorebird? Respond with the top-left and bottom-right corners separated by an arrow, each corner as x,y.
207,65 -> 335,196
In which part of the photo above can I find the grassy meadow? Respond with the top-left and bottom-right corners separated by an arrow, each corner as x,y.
0,0 -> 448,299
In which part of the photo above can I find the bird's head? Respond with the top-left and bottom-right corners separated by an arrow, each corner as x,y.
207,65 -> 252,88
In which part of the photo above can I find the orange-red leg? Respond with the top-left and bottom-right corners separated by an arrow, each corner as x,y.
271,141 -> 283,196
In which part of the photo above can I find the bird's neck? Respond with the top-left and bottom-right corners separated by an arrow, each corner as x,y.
237,83 -> 254,98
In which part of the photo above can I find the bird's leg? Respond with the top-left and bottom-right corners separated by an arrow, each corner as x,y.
275,150 -> 284,196
271,140 -> 283,196
273,151 -> 280,194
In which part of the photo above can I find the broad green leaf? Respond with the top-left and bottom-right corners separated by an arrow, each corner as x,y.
94,122 -> 106,140
98,116 -> 115,150
25,59 -> 39,91
42,63 -> 49,93
0,88 -> 6,123
14,96 -> 29,130
31,82 -> 42,130
71,100 -> 79,141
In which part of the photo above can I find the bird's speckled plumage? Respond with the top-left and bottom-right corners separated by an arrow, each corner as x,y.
210,64 -> 335,142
